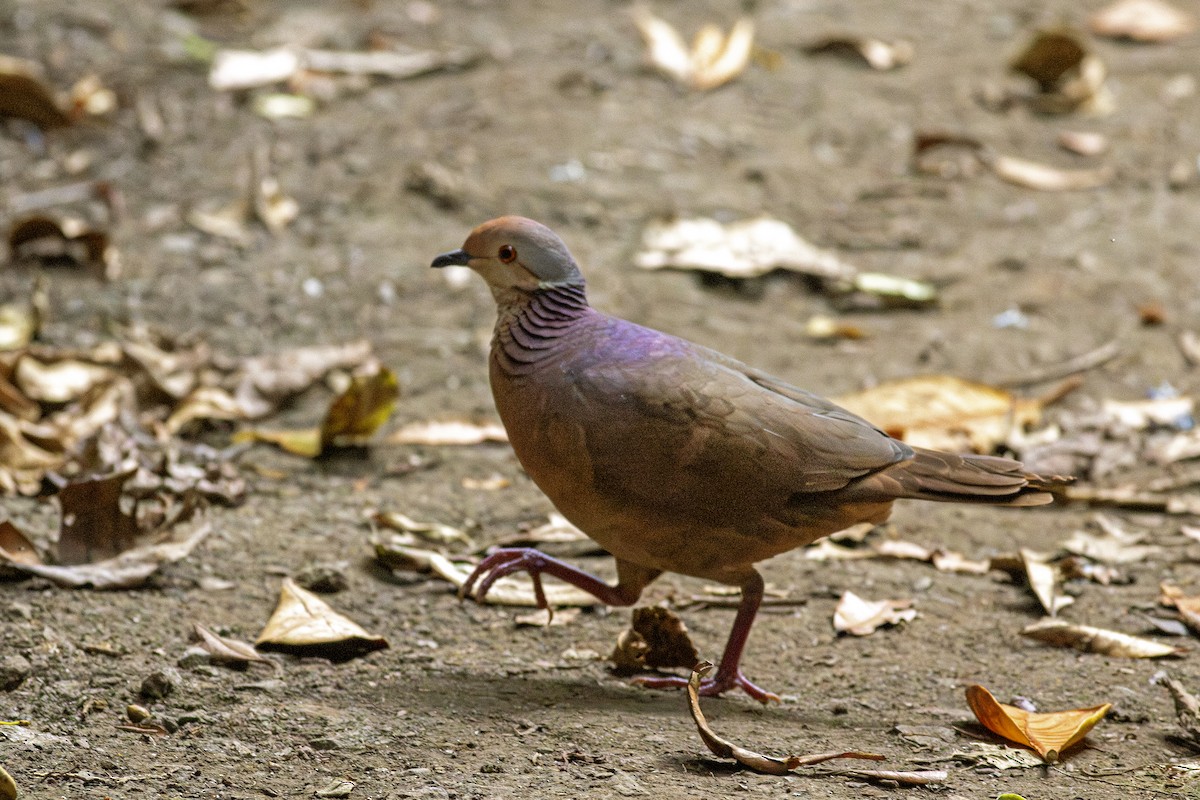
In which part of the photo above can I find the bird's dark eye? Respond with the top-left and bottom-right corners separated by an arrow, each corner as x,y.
498,245 -> 517,263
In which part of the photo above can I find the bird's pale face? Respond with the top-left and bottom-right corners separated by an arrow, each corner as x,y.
431,216 -> 584,300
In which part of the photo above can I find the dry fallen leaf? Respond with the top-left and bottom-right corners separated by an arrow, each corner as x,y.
1021,618 -> 1186,658
193,623 -> 276,668
610,606 -> 700,674
836,374 -> 1044,453
833,590 -> 916,635
0,520 -> 41,568
389,419 -> 508,445
0,520 -> 211,590
54,469 -> 142,565
0,54 -> 72,127
1010,28 -> 1113,115
984,152 -> 1113,191
804,315 -> 868,342
1100,396 -> 1194,431
1020,548 -> 1073,616
965,684 -> 1111,763
371,539 -> 598,607
1058,130 -> 1109,156
1062,515 -> 1160,564
1090,0 -> 1194,42
237,367 -> 398,457
209,46 -> 477,91
805,36 -> 914,70
9,215 -> 119,278
370,510 -> 475,550
631,9 -> 754,91
255,577 -> 388,662
636,216 -> 858,282
1154,672 -> 1200,750
1160,583 -> 1200,633
0,764 -> 17,800
688,662 -> 887,775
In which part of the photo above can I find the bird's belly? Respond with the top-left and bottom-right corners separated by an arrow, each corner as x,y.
491,365 -> 896,583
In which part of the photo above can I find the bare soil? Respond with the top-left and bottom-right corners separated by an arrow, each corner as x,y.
3,1 -> 1200,798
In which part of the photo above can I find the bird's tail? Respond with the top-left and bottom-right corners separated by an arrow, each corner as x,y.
873,447 -> 1072,506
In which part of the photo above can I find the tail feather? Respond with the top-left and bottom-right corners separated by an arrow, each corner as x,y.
873,447 -> 1072,507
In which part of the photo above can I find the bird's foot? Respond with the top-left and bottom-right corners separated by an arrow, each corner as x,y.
460,547 -> 552,609
632,668 -> 781,705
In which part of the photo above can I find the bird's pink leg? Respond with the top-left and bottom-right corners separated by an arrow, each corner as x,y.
633,571 -> 779,704
460,548 -> 653,608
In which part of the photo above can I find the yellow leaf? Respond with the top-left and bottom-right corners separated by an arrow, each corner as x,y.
234,366 -> 398,457
233,426 -> 321,457
965,684 -> 1111,762
835,375 -> 1043,452
319,367 -> 399,448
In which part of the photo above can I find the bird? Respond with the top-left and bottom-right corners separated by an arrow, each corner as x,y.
432,216 -> 1069,703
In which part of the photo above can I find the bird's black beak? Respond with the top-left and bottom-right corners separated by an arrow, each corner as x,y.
431,249 -> 471,269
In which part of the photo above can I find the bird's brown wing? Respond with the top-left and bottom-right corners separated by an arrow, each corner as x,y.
565,333 -> 909,520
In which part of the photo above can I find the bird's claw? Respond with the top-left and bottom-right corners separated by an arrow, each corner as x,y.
459,547 -> 552,613
632,668 -> 780,704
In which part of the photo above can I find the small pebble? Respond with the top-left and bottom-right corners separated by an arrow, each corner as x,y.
0,654 -> 31,691
139,667 -> 181,701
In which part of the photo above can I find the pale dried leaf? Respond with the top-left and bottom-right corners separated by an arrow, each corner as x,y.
953,743 -> 1047,770
255,577 -> 388,661
1160,583 -> 1200,633
965,683 -> 1111,762
1153,672 -> 1200,749
389,419 -> 507,445
1062,516 -> 1159,564
833,590 -> 916,635
804,539 -> 878,561
805,36 -> 914,70
193,623 -> 275,667
1020,548 -> 1073,616
828,522 -> 876,543
636,216 -> 858,282
1090,0 -> 1194,42
522,513 -> 587,544
631,10 -> 754,91
836,375 -> 1043,452
804,315 -> 868,341
371,510 -> 474,549
1021,618 -> 1185,658
839,769 -> 947,786
0,520 -> 211,589
514,607 -> 580,627
986,154 -> 1113,191
1058,130 -> 1109,156
874,539 -> 933,561
14,356 -> 112,404
209,48 -> 301,90
0,301 -> 38,351
931,549 -> 992,574
1100,396 -> 1194,430
688,662 -> 885,774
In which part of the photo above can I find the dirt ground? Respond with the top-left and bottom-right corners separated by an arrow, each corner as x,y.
4,0 -> 1200,798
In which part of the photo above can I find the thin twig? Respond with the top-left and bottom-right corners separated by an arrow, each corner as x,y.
998,339 -> 1121,388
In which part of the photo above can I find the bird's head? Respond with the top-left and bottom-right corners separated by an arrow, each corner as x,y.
431,216 -> 585,298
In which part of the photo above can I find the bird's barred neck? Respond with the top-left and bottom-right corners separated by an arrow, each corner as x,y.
492,282 -> 590,376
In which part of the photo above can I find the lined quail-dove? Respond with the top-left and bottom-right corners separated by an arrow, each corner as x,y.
432,216 -> 1069,703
